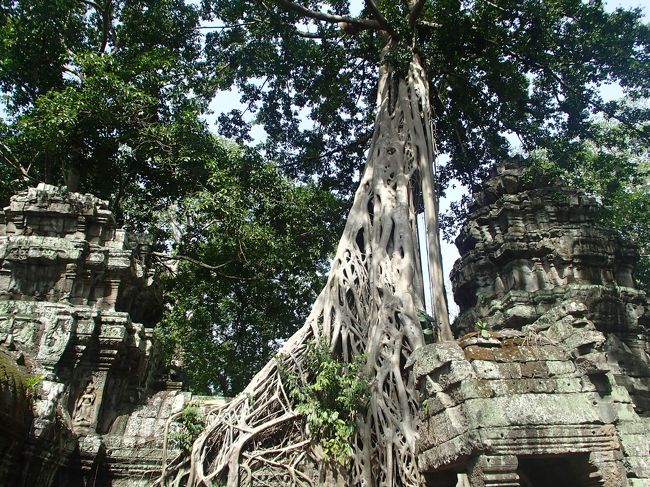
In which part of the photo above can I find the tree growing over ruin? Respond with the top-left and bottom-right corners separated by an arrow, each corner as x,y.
160,0 -> 649,485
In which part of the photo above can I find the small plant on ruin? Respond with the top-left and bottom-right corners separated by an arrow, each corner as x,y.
475,320 -> 491,339
279,340 -> 370,465
24,373 -> 43,391
170,405 -> 205,452
417,309 -> 437,344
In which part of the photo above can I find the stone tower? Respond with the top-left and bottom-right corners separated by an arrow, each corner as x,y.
414,162 -> 650,486
0,185 -> 217,486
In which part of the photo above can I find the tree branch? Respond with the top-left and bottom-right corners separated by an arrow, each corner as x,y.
363,0 -> 394,35
63,64 -> 85,82
152,252 -> 232,271
417,20 -> 442,29
408,0 -> 427,26
275,0 -> 382,30
80,0 -> 103,11
198,21 -> 264,30
151,252 -> 257,281
80,0 -> 112,53
293,28 -> 336,39
277,131 -> 373,170
99,0 -> 113,54
0,142 -> 37,182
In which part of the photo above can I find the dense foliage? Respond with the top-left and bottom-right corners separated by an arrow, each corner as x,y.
0,0 -> 342,395
279,340 -> 370,463
203,0 -> 649,195
0,0 -> 209,211
170,405 -> 206,452
157,142 -> 343,394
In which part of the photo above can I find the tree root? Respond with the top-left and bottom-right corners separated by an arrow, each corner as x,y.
161,55 -> 438,487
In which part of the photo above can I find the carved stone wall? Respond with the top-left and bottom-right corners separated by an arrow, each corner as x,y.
414,162 -> 650,486
413,303 -> 650,486
0,185 -> 215,486
5,169 -> 650,487
451,162 -> 650,415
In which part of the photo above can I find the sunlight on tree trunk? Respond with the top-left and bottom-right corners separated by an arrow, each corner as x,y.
420,132 -> 453,341
160,53 -> 445,487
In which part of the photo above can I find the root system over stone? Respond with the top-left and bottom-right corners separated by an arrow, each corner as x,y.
161,55 -> 440,487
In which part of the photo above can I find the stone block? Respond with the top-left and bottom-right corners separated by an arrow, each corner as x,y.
619,433 -> 650,458
486,377 -> 582,396
468,454 -> 519,487
36,313 -> 74,366
491,346 -> 534,362
423,390 -> 457,415
429,360 -> 474,389
564,330 -> 606,351
610,384 -> 633,404
519,362 -> 549,379
530,345 -> 568,361
409,342 -> 466,378
463,345 -> 496,361
123,417 -> 142,437
464,393 -> 603,428
424,404 -> 469,446
472,360 -> 520,380
503,304 -> 538,325
616,403 -> 641,422
625,457 -> 650,479
546,360 -> 575,376
14,321 -> 38,349
457,379 -> 495,400
418,431 -> 480,471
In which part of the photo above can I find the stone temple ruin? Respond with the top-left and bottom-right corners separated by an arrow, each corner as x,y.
1,162 -> 649,485
0,185 -> 225,486
413,163 -> 650,485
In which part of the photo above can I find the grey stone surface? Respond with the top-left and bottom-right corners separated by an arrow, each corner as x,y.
4,169 -> 650,487
0,185 -> 227,486
417,163 -> 650,486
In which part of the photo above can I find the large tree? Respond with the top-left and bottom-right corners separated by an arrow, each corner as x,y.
0,0 -> 208,213
161,0 -> 650,486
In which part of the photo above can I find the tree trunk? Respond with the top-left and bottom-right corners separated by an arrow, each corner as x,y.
177,54 -> 443,487
420,143 -> 453,341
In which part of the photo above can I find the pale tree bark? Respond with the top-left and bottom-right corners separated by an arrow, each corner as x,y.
420,143 -> 453,341
158,54 -> 447,486
155,1 -> 457,483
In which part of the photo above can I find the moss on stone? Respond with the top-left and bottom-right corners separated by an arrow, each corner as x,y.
0,350 -> 31,424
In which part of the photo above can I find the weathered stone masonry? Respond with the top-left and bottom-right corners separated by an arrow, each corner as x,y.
2,163 -> 650,487
0,184 -> 216,487
414,163 -> 650,486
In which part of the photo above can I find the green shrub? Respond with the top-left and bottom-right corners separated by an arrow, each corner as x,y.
279,340 -> 370,464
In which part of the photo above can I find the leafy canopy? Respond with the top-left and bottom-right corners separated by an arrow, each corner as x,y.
0,0 -> 209,214
0,0 -> 343,395
156,141 -> 344,395
202,0 -> 649,196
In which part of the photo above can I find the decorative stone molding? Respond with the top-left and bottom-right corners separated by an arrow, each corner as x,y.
414,162 -> 650,486
0,185 -> 218,486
